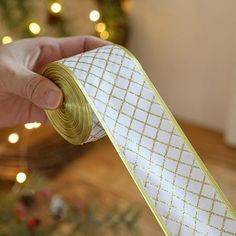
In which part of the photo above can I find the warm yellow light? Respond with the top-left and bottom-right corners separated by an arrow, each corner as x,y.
29,22 -> 41,35
50,2 -> 62,13
100,30 -> 109,40
16,172 -> 27,184
8,133 -> 19,144
89,10 -> 100,22
95,22 -> 106,33
24,122 -> 41,129
2,36 -> 13,44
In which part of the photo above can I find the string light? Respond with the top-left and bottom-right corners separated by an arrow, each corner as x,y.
24,122 -> 41,130
50,2 -> 62,14
8,133 -> 19,144
89,10 -> 100,22
29,22 -> 41,35
95,22 -> 106,33
16,172 -> 27,184
2,36 -> 13,44
100,30 -> 109,40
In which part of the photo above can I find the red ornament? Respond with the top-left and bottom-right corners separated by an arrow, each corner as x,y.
27,217 -> 41,230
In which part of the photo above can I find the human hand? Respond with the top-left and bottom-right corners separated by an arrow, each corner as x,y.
0,36 -> 110,127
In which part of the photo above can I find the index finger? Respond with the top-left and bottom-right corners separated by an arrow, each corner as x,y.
35,35 -> 112,72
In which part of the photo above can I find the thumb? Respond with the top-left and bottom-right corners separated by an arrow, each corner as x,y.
10,68 -> 63,109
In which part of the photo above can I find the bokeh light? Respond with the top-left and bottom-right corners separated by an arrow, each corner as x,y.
89,10 -> 100,22
8,133 -> 19,144
100,30 -> 109,40
50,2 -> 62,14
2,36 -> 13,44
16,172 -> 27,184
29,22 -> 41,35
24,122 -> 41,129
95,22 -> 106,33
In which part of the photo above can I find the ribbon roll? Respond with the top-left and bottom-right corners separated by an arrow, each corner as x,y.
43,45 -> 236,236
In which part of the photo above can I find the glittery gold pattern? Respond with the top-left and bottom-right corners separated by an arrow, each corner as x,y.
43,45 -> 236,236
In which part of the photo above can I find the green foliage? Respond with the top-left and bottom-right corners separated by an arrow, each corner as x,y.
97,0 -> 129,44
0,0 -> 70,39
0,174 -> 141,236
65,204 -> 141,236
0,0 -> 128,45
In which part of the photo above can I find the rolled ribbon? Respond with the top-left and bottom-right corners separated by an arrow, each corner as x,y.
43,45 -> 236,236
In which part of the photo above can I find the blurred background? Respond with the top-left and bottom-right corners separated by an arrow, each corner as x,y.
0,1 -> 236,235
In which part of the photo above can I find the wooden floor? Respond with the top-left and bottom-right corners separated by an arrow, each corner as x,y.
49,121 -> 236,236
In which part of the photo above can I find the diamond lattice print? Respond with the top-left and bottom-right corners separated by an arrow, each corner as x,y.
57,45 -> 236,236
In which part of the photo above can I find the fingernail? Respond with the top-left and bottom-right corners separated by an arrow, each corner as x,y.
44,90 -> 62,109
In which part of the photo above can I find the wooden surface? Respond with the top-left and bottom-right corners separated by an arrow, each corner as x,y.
49,121 -> 236,236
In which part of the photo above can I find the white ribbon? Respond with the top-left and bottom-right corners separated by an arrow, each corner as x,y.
44,45 -> 236,236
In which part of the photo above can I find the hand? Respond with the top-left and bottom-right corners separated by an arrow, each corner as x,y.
0,36 -> 110,127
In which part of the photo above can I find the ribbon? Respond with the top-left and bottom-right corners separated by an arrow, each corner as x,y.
43,45 -> 236,236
